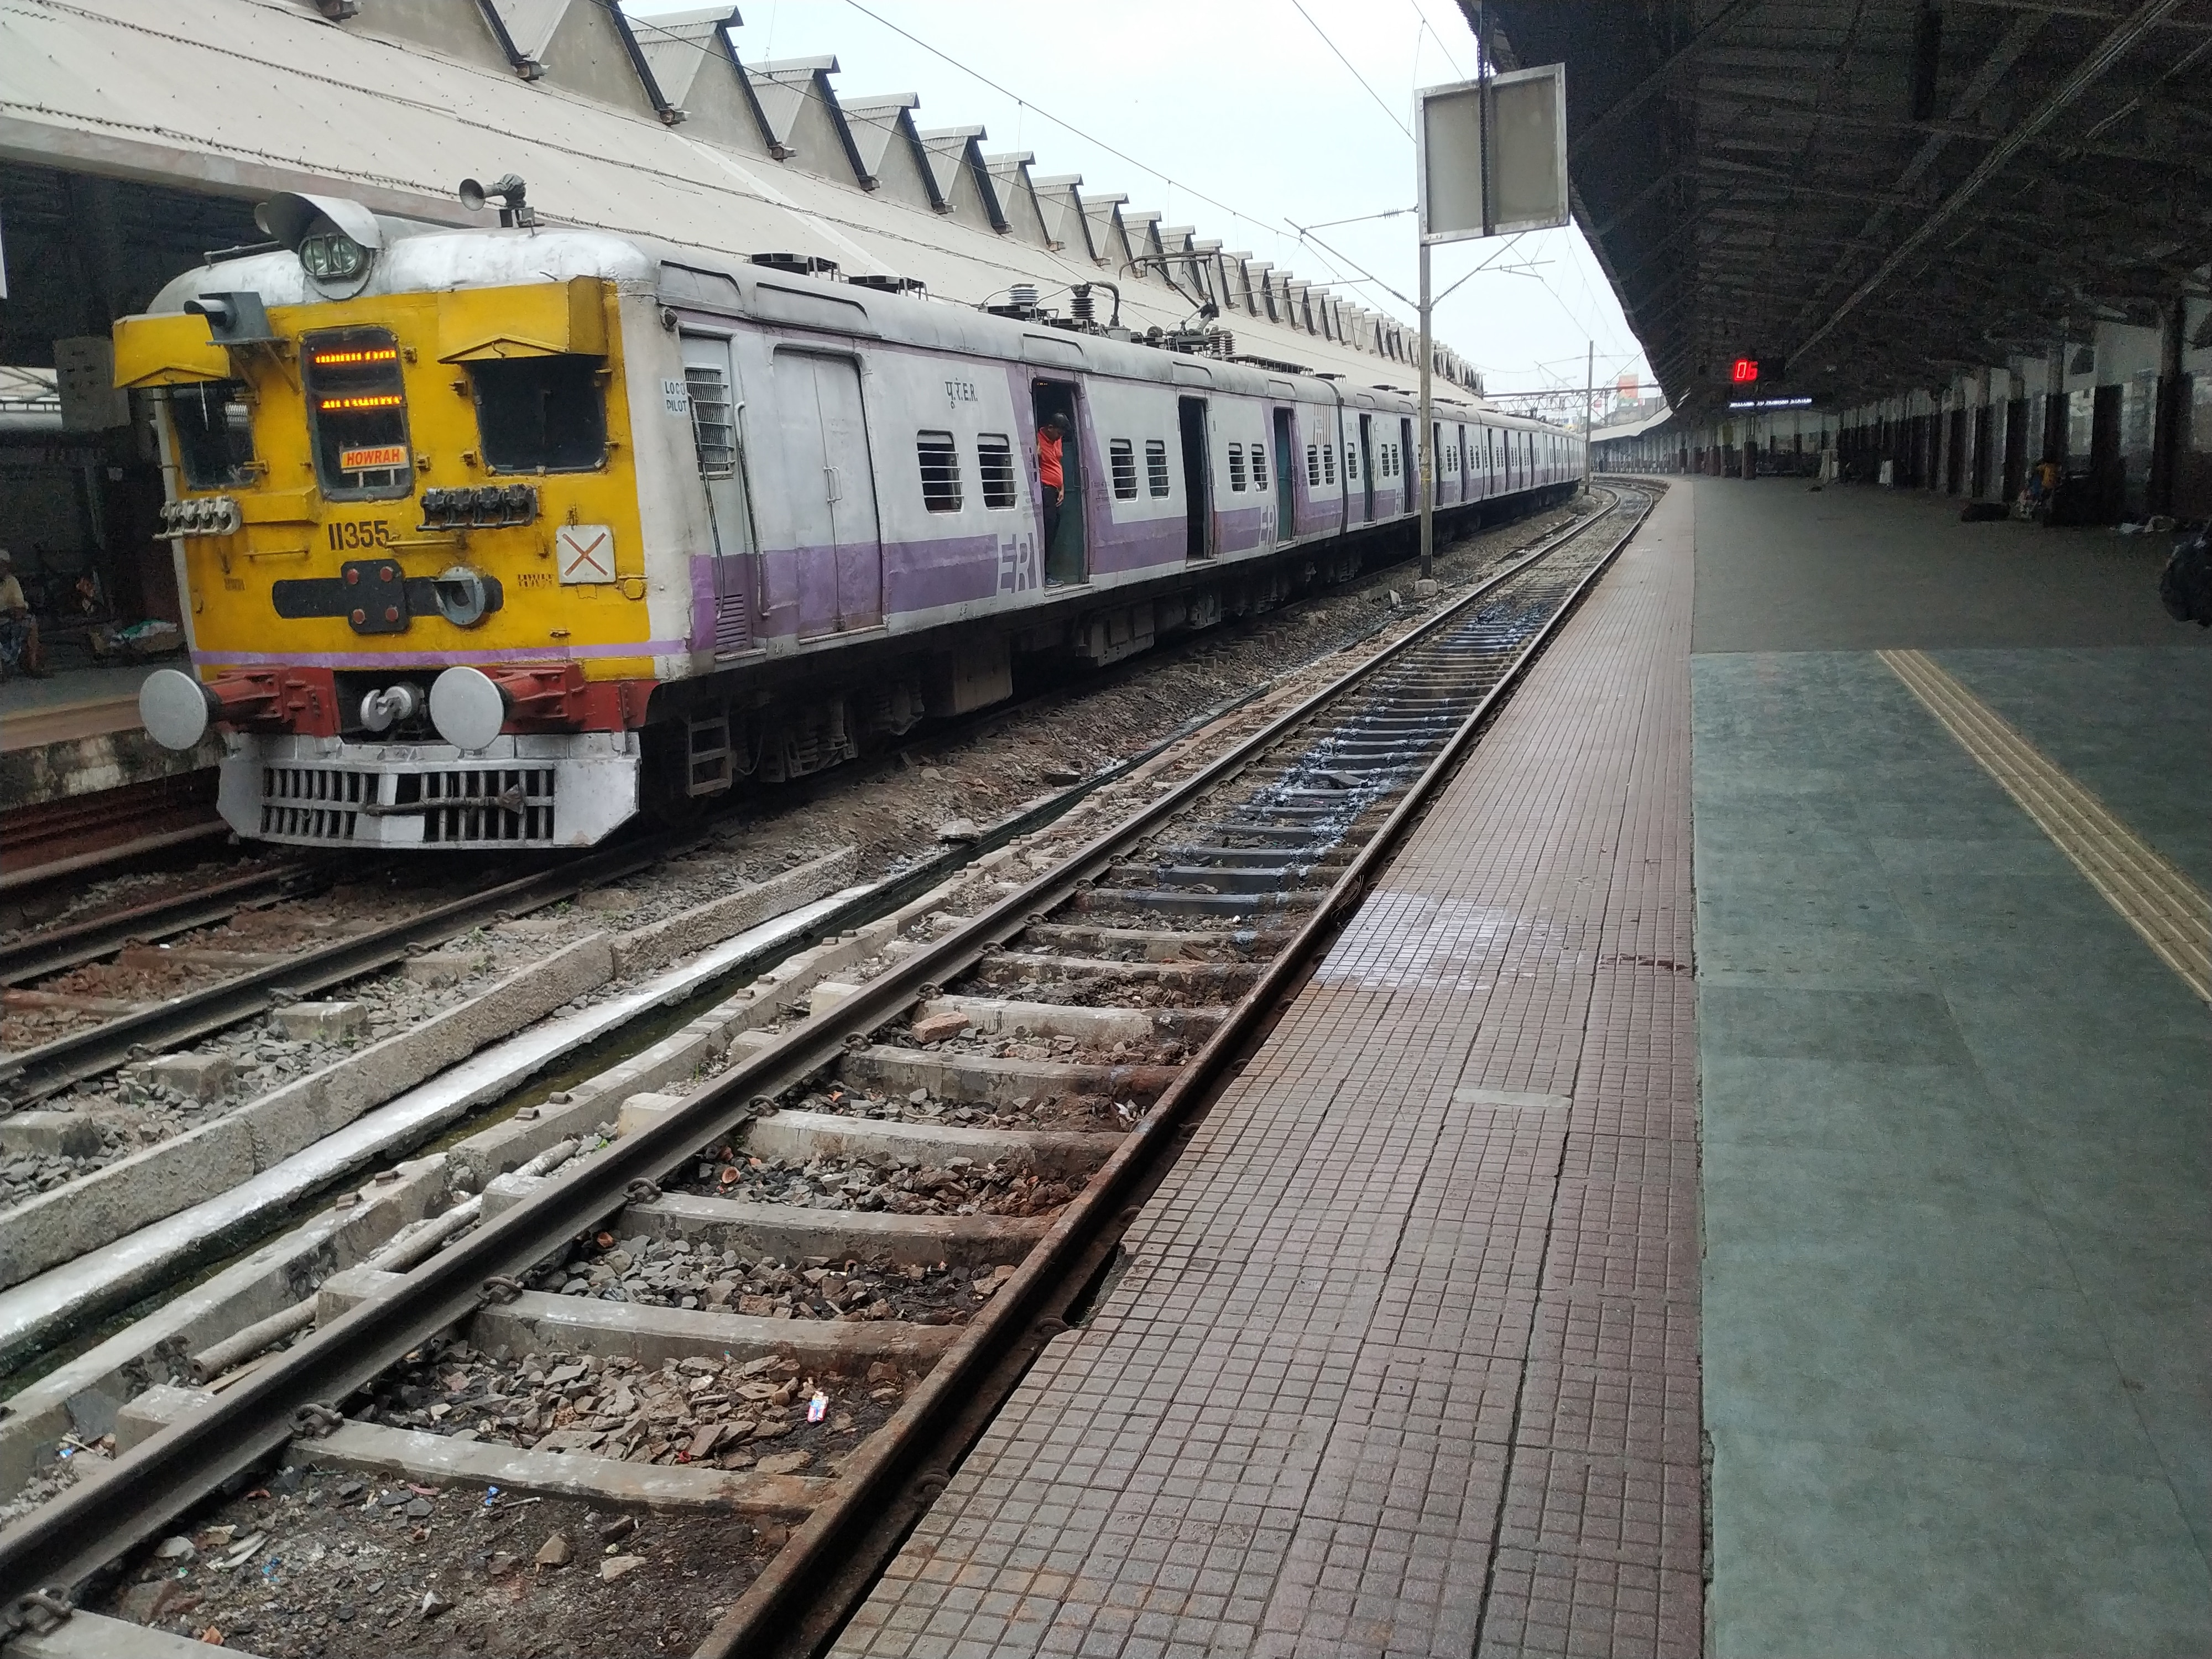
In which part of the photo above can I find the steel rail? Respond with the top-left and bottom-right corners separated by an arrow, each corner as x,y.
0,842 -> 673,1108
705,487 -> 1653,1659
0,823 -> 233,910
0,865 -> 325,989
0,491 -> 1635,1613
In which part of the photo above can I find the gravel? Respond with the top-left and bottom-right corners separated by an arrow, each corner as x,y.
354,1340 -> 904,1470
790,1082 -> 1124,1132
94,1473 -> 780,1656
3,843 -> 846,1217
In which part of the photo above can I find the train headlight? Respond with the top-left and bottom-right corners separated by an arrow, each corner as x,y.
298,231 -> 367,281
140,668 -> 221,752
429,666 -> 509,753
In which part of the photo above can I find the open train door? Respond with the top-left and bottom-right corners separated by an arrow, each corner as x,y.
1358,413 -> 1376,522
1031,380 -> 1088,585
1178,397 -> 1214,558
774,350 -> 883,638
1272,407 -> 1296,540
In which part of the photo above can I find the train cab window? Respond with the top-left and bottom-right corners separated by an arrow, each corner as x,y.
977,435 -> 1018,508
473,356 -> 609,474
917,432 -> 962,510
304,327 -> 411,500
170,379 -> 255,489
1305,444 -> 1320,487
1250,441 -> 1268,490
1322,443 -> 1336,486
1110,439 -> 1138,500
1227,442 -> 1247,492
1145,439 -> 1171,497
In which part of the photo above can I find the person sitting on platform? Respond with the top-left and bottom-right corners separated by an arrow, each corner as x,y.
0,550 -> 48,680
2026,453 -> 2061,523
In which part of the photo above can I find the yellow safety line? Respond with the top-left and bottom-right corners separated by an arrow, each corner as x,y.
1878,649 -> 2211,1004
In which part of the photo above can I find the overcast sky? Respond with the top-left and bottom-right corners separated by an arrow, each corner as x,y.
624,0 -> 1654,415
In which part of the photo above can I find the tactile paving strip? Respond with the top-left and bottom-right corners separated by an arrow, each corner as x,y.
1880,646 -> 2212,1000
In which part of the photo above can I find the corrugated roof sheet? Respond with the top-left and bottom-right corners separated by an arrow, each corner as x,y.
0,0 -> 1494,399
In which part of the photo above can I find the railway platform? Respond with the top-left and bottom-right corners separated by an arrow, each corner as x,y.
836,476 -> 2210,1657
0,661 -> 221,879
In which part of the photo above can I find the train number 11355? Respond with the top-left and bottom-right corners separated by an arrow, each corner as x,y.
327,520 -> 392,551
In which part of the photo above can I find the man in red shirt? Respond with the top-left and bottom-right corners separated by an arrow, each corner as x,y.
1037,414 -> 1067,554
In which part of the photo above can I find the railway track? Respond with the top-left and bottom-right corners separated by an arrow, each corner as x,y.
0,497 -> 1583,1123
0,487 -> 1649,1654
0,845 -> 686,1110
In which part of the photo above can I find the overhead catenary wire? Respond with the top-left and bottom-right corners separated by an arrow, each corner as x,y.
829,0 -> 1282,247
1405,0 -> 1472,82
1290,0 -> 1414,139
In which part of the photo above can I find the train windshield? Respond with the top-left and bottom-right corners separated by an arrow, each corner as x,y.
170,379 -> 255,489
470,356 -> 607,473
303,327 -> 413,500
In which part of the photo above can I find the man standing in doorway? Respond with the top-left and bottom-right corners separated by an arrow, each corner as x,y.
1037,414 -> 1067,557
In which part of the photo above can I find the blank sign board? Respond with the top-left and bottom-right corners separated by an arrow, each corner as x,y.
1419,65 -> 1569,243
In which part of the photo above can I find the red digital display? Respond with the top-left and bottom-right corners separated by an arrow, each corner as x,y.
1731,357 -> 1761,384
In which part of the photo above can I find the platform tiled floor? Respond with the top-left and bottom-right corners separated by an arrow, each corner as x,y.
1689,478 -> 2211,1656
838,485 -> 1699,1659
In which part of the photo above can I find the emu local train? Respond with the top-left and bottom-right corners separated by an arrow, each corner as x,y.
121,192 -> 1582,850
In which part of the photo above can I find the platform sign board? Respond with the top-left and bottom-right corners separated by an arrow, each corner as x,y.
1418,65 -> 1569,244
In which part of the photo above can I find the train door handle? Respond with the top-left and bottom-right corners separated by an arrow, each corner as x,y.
823,466 -> 842,503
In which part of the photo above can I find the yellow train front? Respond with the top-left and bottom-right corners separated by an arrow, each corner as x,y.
120,195 -> 667,848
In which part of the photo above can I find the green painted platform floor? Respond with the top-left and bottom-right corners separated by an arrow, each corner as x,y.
1686,477 -> 2210,1656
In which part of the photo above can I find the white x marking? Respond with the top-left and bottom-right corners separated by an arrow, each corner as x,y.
559,526 -> 612,580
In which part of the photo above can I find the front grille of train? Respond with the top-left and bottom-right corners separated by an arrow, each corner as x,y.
260,765 -> 378,843
411,767 -> 556,844
259,765 -> 557,846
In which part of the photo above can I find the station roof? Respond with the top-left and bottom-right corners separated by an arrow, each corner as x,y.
1480,0 -> 2212,419
0,0 -> 1495,403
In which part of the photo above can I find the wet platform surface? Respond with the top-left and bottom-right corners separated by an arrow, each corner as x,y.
841,486 -> 1701,1658
1691,479 -> 2210,1656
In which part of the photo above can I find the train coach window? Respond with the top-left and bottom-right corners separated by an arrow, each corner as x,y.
978,435 -> 1018,508
304,327 -> 412,500
1250,441 -> 1268,490
1305,444 -> 1320,487
1110,439 -> 1138,500
169,379 -> 256,489
1145,439 -> 1171,497
917,431 -> 961,511
473,356 -> 608,474
1322,444 -> 1336,486
1227,442 -> 1247,492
